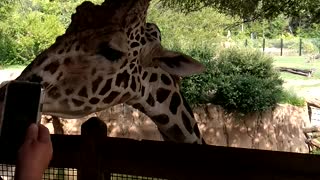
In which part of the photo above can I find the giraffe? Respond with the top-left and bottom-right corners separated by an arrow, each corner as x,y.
0,0 -> 206,144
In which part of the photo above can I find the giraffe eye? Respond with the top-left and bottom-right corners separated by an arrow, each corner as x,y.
98,43 -> 123,61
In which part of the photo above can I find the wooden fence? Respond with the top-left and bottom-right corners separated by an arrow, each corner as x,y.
1,117 -> 320,180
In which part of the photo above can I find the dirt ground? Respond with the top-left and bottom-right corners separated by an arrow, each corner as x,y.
283,79 -> 320,99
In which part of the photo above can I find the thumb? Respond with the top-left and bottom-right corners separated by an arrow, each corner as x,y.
24,123 -> 38,143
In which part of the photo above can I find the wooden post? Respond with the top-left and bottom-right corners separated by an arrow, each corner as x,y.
78,117 -> 108,180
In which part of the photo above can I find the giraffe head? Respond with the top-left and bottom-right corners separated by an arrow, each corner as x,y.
13,0 -> 205,144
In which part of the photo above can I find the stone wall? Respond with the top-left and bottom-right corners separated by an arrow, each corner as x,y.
42,103 -> 310,153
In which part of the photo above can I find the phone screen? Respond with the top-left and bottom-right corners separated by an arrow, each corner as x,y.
0,81 -> 43,142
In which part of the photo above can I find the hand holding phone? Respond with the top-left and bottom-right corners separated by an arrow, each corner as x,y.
0,80 -> 44,146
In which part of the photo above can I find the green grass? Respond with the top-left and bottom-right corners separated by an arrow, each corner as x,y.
273,56 -> 320,80
272,55 -> 320,102
279,89 -> 306,107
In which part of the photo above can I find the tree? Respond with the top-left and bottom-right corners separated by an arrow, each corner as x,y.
159,0 -> 320,24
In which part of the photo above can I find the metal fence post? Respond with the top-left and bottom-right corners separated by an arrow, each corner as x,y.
299,38 -> 302,56
280,38 -> 283,56
263,38 -> 265,53
78,117 -> 109,180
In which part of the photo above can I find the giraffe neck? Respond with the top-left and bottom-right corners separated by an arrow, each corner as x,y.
126,68 -> 202,144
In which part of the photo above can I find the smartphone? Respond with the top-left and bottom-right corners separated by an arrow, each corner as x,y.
0,80 -> 44,145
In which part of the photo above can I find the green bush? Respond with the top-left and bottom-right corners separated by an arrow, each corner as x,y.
212,74 -> 283,114
181,59 -> 218,105
182,47 -> 285,114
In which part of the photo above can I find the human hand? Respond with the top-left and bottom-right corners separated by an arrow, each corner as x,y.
15,123 -> 53,180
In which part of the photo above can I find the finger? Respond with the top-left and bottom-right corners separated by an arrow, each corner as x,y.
37,124 -> 51,143
24,123 -> 38,143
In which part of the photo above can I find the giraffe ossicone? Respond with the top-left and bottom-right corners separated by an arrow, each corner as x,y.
1,0 -> 206,144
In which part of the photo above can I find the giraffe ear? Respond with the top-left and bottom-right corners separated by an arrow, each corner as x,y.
154,51 -> 205,77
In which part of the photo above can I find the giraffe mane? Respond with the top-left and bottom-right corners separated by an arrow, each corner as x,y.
66,0 -> 150,34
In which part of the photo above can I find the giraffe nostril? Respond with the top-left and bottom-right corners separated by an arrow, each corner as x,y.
97,42 -> 123,61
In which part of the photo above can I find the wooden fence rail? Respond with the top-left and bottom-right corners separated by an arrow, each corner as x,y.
0,117 -> 320,180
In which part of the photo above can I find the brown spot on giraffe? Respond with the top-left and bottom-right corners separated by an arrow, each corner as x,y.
132,67 -> 138,74
65,88 -> 74,96
103,91 -> 120,104
59,99 -> 69,108
91,68 -> 97,76
44,61 -> 60,75
120,59 -> 128,69
132,103 -> 146,114
156,88 -> 170,103
140,37 -> 146,45
92,76 -> 103,94
146,93 -> 155,107
89,97 -> 100,105
115,70 -> 130,89
28,74 -> 43,83
57,49 -> 64,54
182,96 -> 194,118
84,106 -> 92,112
141,86 -> 145,97
142,71 -> 148,80
42,82 -> 49,89
149,73 -> 157,82
130,42 -> 140,48
47,86 -> 61,99
166,124 -> 185,142
133,50 -> 138,57
130,76 -> 137,91
35,55 -> 48,66
138,66 -> 142,74
194,124 -> 201,138
152,114 -> 169,125
182,111 -> 193,134
161,74 -> 171,86
99,79 -> 113,95
169,92 -> 181,115
119,92 -> 131,103
56,72 -> 63,81
75,44 -> 81,51
63,57 -> 71,65
78,87 -> 88,98
72,98 -> 84,107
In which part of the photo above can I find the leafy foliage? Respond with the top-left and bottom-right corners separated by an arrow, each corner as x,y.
159,0 -> 320,24
0,0 -> 314,113
0,0 -> 104,66
147,1 -> 235,51
181,48 -> 285,114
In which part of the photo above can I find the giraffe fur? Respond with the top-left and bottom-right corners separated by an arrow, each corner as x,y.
0,0 -> 206,144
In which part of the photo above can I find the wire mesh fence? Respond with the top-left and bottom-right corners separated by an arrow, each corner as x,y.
0,164 -> 167,180
0,164 -> 14,180
0,165 -> 78,180
110,173 -> 168,180
43,168 -> 77,180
